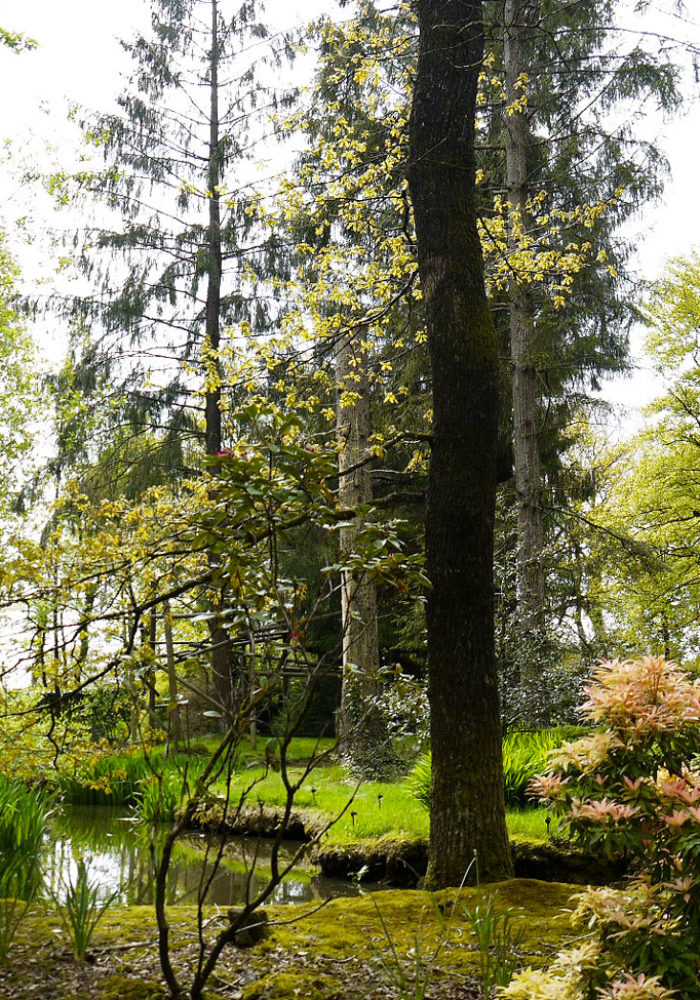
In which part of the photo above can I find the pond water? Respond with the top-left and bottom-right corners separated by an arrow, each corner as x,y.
42,806 -> 373,907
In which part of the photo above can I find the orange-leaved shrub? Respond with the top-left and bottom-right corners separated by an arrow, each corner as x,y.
500,656 -> 700,1000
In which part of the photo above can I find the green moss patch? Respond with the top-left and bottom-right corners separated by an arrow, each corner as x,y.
0,879 -> 578,1000
99,975 -> 165,1000
312,833 -> 428,884
247,880 -> 577,999
268,880 -> 573,956
242,969 -> 338,1000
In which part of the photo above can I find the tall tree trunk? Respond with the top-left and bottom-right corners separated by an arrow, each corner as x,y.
505,0 -> 548,725
336,328 -> 390,776
247,625 -> 257,749
76,583 -> 97,674
408,0 -> 512,887
204,0 -> 223,464
205,0 -> 234,716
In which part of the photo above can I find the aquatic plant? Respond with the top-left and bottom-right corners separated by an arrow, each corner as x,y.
50,858 -> 120,961
55,747 -> 208,808
0,776 -> 50,957
0,777 -> 48,891
463,887 -> 525,995
0,849 -> 44,959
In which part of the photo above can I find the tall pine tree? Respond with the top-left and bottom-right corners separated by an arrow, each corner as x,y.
477,0 -> 681,721
59,0 -> 289,711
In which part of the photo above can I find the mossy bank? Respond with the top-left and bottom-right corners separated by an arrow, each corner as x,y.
0,879 -> 579,1000
198,803 -> 624,886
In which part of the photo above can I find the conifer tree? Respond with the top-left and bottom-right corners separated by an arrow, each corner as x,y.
271,2 -> 421,771
280,1 -> 683,730
484,0 -> 681,720
0,230 -> 41,521
58,0 -> 287,710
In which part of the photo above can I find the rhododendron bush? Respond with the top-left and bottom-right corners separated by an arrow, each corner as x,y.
500,657 -> 700,1000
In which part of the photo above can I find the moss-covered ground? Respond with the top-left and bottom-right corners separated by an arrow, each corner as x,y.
0,879 -> 578,1000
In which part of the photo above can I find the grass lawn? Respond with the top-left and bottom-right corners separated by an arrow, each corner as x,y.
55,734 -> 555,847
216,759 -> 552,845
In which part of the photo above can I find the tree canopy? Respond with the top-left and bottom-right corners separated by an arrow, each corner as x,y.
1,0 -> 700,917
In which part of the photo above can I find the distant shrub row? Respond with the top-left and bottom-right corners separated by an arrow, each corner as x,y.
409,725 -> 587,811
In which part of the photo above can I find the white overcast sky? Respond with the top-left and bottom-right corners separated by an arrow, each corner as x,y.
0,0 -> 699,417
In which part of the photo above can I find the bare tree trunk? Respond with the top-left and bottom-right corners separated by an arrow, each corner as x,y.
147,609 -> 157,728
505,0 -> 549,724
163,599 -> 181,752
408,0 -> 512,886
248,625 -> 257,750
336,328 -> 390,776
204,0 -> 223,462
204,0 -> 235,717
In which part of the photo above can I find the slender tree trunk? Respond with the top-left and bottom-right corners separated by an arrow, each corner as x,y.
76,583 -> 97,673
408,0 -> 512,887
204,0 -> 234,716
163,599 -> 181,752
661,614 -> 671,660
248,625 -> 257,749
505,0 -> 548,724
204,0 -> 223,463
336,328 -> 390,776
121,610 -> 160,733
147,609 -> 157,728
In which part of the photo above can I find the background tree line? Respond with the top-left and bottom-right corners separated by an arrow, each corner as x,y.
0,0 -> 698,889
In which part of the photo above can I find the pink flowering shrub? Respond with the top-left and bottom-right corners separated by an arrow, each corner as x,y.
534,657 -> 700,879
500,657 -> 700,1000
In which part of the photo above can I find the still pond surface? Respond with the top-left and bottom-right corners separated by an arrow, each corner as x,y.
43,806 -> 372,907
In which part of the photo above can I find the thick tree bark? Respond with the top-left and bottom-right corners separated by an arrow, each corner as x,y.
504,0 -> 548,723
336,328 -> 390,775
408,0 -> 512,886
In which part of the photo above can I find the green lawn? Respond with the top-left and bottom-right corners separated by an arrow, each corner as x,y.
219,760 -> 551,844
51,733 -> 554,846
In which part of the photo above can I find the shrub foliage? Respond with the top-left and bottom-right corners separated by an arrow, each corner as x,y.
409,727 -> 585,812
502,656 -> 700,1000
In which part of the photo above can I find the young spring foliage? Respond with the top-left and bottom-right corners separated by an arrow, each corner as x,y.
503,657 -> 700,999
574,253 -> 700,658
0,232 -> 42,518
2,389 -> 425,767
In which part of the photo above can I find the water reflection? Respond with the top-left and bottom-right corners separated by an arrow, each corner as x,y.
43,806 -> 371,907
